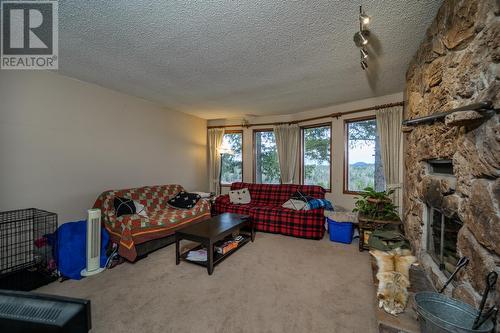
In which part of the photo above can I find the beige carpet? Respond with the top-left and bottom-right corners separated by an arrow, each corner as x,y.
38,233 -> 377,333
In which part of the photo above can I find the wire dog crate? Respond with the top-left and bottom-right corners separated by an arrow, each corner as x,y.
0,208 -> 58,290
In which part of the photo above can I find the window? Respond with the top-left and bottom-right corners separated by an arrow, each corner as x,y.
301,124 -> 331,190
254,130 -> 280,184
344,117 -> 385,193
220,131 -> 242,185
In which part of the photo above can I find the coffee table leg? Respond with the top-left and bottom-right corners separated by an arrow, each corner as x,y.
207,241 -> 214,275
175,234 -> 180,265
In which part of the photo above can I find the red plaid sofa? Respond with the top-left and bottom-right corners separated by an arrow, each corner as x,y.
93,185 -> 210,261
213,182 -> 326,239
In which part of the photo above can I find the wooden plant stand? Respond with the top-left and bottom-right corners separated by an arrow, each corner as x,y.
358,215 -> 402,252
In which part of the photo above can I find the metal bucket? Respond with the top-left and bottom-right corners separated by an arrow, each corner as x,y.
414,292 -> 495,333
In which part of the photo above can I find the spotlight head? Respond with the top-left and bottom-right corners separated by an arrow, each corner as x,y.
361,60 -> 368,70
359,13 -> 370,26
353,30 -> 369,47
360,48 -> 368,59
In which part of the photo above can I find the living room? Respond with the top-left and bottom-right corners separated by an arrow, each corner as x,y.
0,1 -> 499,332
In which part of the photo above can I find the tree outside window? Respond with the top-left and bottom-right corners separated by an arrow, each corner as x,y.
254,130 -> 280,184
302,125 -> 331,190
345,118 -> 385,192
220,132 -> 242,185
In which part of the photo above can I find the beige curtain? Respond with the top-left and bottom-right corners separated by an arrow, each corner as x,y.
208,128 -> 225,195
376,106 -> 403,211
273,124 -> 300,184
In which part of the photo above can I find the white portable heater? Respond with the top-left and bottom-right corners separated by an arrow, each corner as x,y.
80,209 -> 105,277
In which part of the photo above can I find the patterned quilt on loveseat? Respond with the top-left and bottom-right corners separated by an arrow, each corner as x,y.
213,182 -> 326,239
93,185 -> 210,261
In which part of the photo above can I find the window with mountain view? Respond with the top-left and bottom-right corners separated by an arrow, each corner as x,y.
220,131 -> 242,185
345,117 -> 385,193
302,124 -> 331,190
254,130 -> 280,184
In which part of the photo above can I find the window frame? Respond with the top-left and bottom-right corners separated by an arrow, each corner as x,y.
253,128 -> 280,184
343,115 -> 378,195
220,129 -> 244,187
300,122 -> 332,192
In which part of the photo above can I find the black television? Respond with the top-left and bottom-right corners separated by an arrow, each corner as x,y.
0,289 -> 91,333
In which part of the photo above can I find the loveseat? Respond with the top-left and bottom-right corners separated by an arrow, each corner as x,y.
213,182 -> 326,239
93,184 -> 210,261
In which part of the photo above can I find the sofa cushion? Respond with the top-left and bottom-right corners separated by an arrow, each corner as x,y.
230,183 -> 288,205
250,205 -> 325,239
168,191 -> 201,209
112,185 -> 184,212
216,202 -> 254,216
282,199 -> 309,211
229,188 -> 251,204
147,204 -> 208,226
290,190 -> 314,202
307,198 -> 334,211
134,201 -> 148,218
114,196 -> 136,217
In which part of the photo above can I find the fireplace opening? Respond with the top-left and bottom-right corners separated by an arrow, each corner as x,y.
426,206 -> 463,276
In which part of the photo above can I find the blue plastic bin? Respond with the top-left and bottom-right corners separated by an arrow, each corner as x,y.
327,218 -> 353,244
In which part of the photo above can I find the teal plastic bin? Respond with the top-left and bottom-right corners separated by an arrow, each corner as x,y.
327,218 -> 353,244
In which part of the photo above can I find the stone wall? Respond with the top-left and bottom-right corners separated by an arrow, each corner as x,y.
404,0 -> 499,321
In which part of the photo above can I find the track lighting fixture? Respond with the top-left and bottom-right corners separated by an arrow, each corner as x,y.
353,30 -> 369,47
355,5 -> 370,70
359,11 -> 370,26
360,48 -> 368,59
359,13 -> 370,25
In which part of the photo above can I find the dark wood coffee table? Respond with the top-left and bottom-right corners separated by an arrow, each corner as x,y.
175,213 -> 254,275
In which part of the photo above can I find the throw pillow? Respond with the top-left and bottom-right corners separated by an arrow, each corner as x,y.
290,190 -> 314,202
229,188 -> 251,204
282,199 -> 309,211
114,197 -> 136,217
307,198 -> 334,211
168,191 -> 201,209
134,201 -> 148,218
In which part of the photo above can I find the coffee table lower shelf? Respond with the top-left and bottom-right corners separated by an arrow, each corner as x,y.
175,213 -> 254,275
180,234 -> 251,268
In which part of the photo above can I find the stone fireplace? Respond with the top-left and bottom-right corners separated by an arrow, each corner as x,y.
403,0 -> 499,321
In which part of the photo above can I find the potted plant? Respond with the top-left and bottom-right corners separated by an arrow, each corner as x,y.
353,187 -> 399,221
353,187 -> 401,251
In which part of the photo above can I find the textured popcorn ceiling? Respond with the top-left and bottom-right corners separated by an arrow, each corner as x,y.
59,1 -> 442,119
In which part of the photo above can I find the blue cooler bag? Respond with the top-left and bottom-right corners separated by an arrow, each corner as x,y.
327,218 -> 353,244
56,220 -> 109,280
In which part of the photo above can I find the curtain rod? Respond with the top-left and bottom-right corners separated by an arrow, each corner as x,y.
207,101 -> 404,129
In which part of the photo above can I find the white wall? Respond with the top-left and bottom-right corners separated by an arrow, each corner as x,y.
0,71 -> 207,223
209,92 -> 403,210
